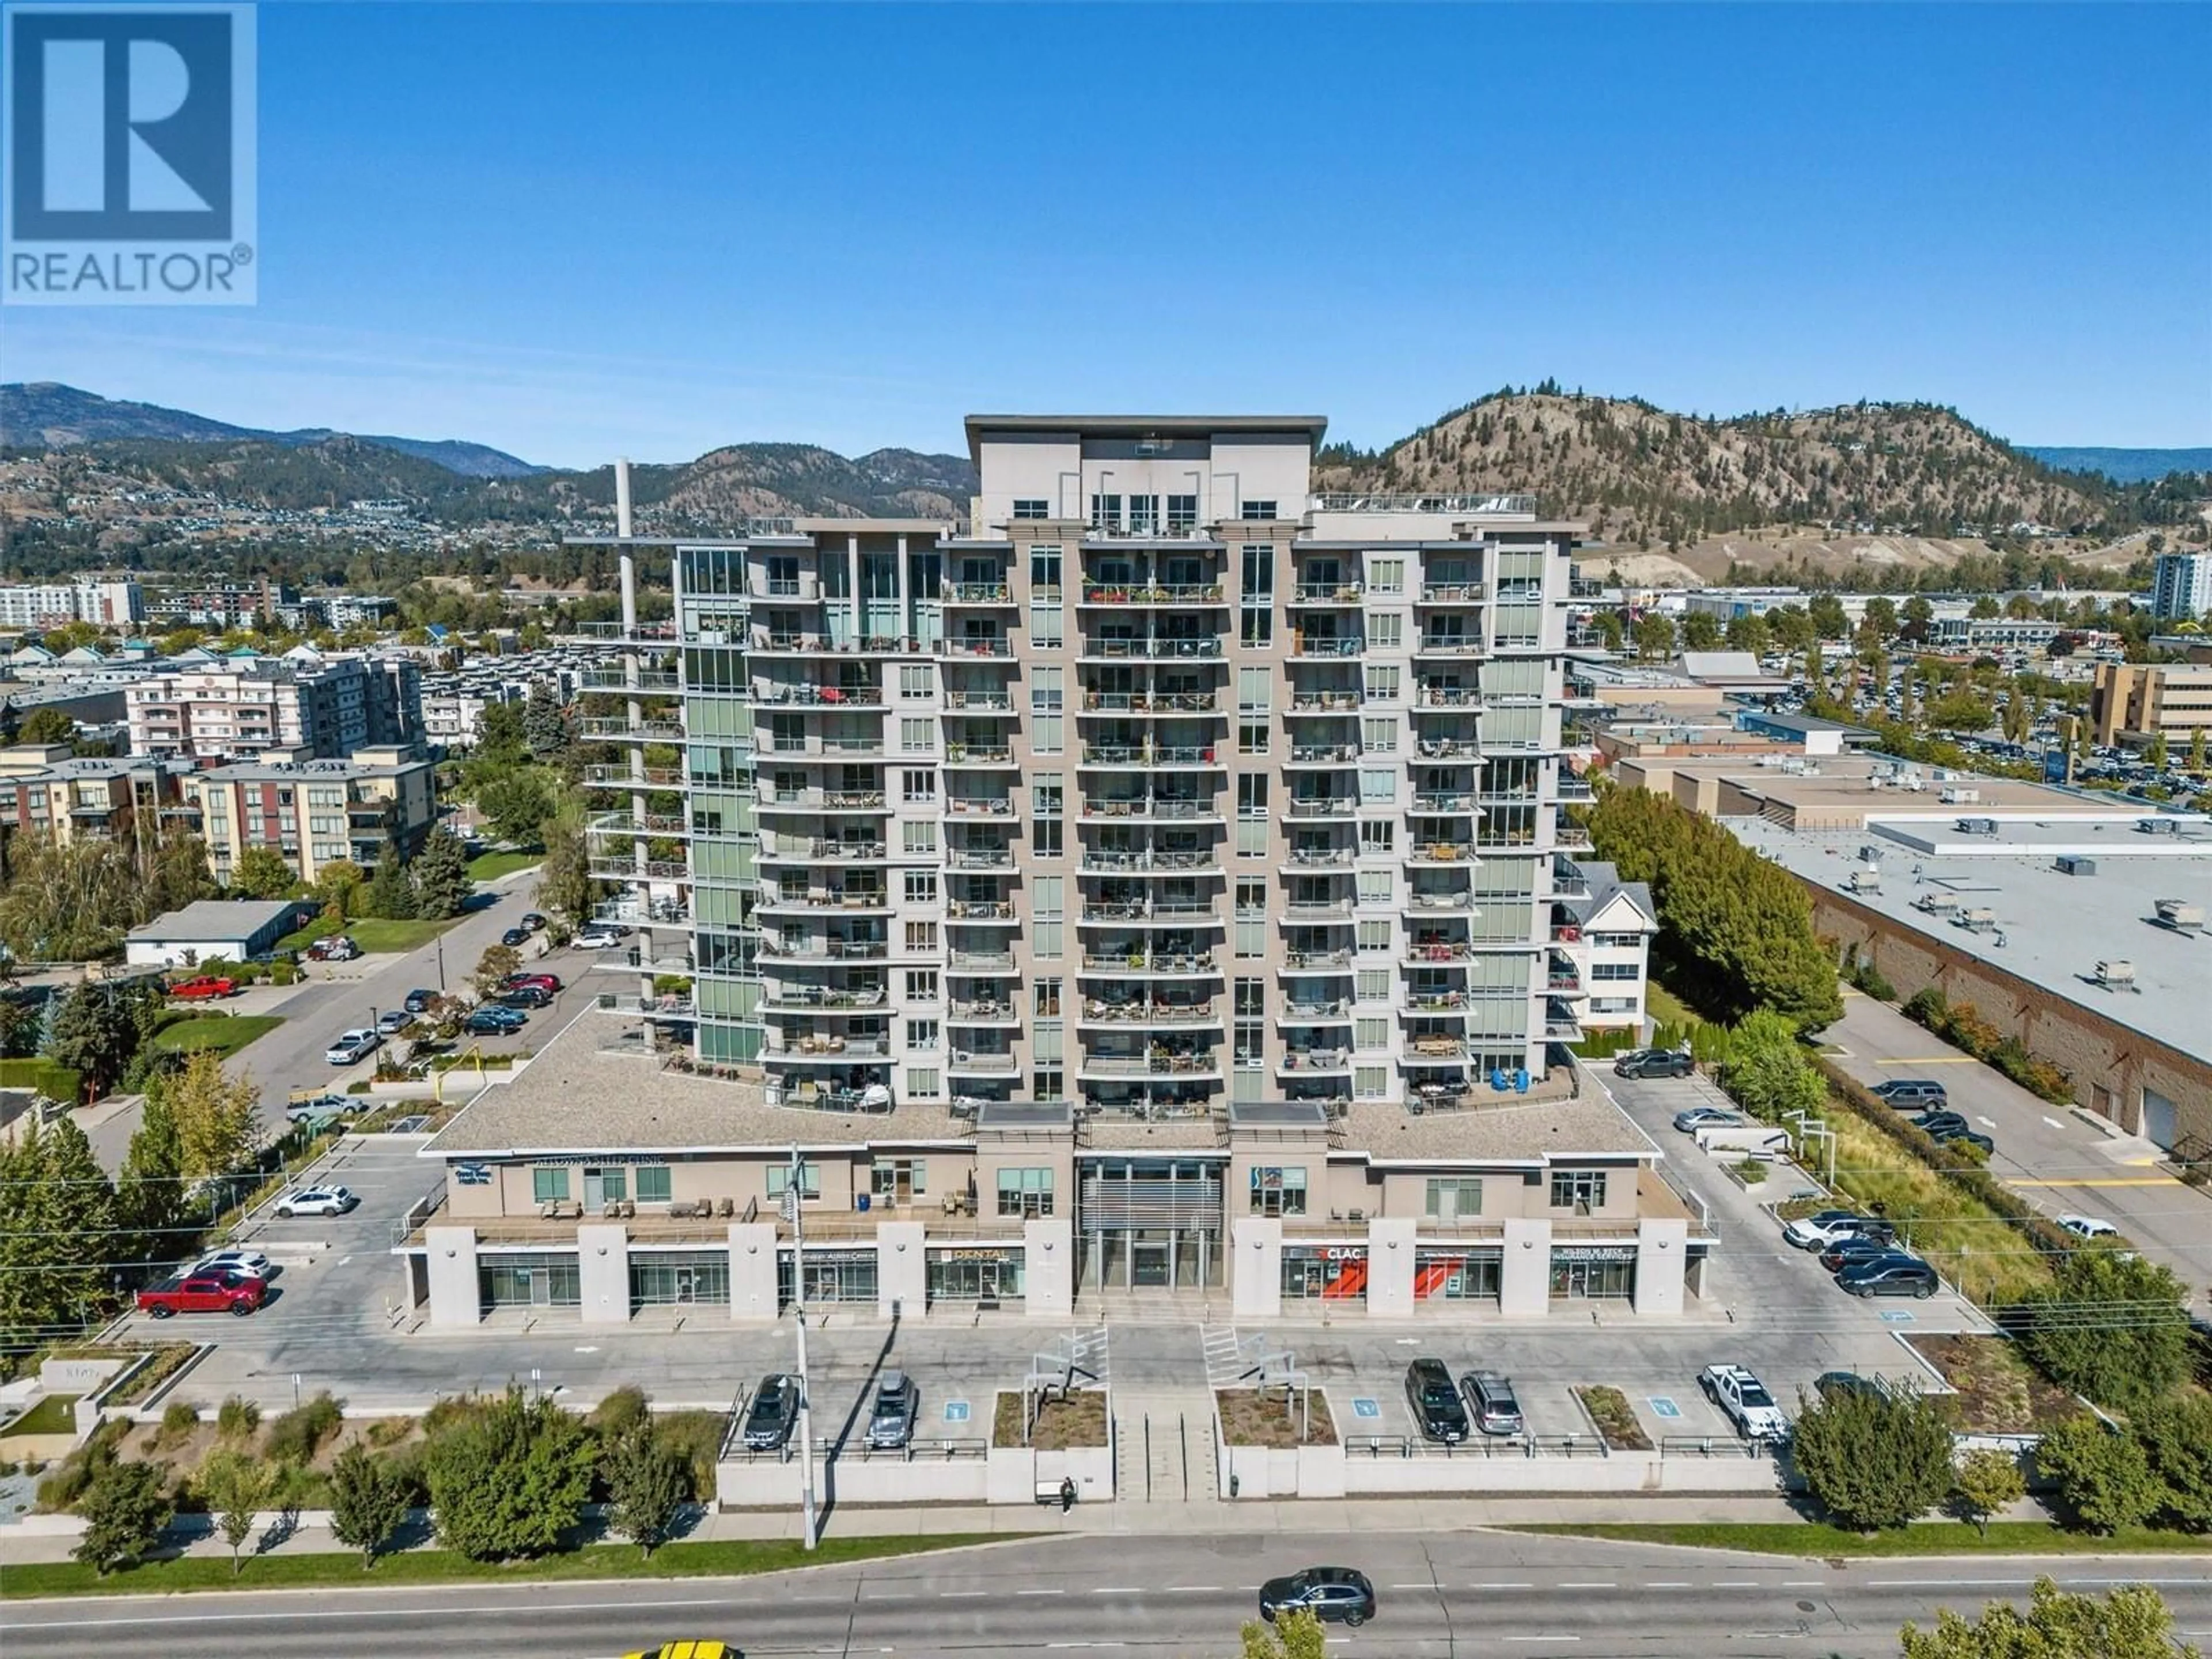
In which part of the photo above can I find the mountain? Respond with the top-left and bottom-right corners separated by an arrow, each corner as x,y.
2020,446 -> 2212,485
0,382 -> 544,478
1313,391 -> 2168,550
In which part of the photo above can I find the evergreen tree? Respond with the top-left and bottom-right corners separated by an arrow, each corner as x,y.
362,851 -> 418,922
44,983 -> 141,1099
535,801 -> 599,926
477,770 -> 555,847
119,1077 -> 188,1261
410,827 -> 472,921
523,684 -> 571,759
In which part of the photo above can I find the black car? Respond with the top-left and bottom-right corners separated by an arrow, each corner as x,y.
520,912 -> 548,933
1925,1121 -> 1996,1155
500,926 -> 531,948
1836,1254 -> 1940,1298
1258,1566 -> 1376,1628
1404,1357 -> 1469,1444
402,987 -> 438,1014
1819,1234 -> 1897,1273
741,1374 -> 801,1450
1613,1048 -> 1694,1080
498,984 -> 554,1009
1910,1109 -> 1970,1137
1813,1370 -> 1884,1403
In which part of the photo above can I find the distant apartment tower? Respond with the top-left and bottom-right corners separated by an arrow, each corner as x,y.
2150,552 -> 2212,622
0,577 -> 145,631
145,579 -> 298,631
127,652 -> 422,760
581,415 -> 1583,1118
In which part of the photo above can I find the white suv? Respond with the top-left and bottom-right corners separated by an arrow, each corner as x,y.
275,1185 -> 358,1218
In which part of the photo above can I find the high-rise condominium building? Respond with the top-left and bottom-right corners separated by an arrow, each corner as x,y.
2150,552 -> 2212,622
584,415 -> 1586,1119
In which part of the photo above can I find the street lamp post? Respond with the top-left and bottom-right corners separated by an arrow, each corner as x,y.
788,1143 -> 818,1551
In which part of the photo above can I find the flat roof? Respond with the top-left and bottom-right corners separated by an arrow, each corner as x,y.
1729,816 -> 2212,1058
126,898 -> 300,941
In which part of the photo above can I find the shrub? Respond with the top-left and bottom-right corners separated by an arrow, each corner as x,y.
365,1416 -> 415,1449
216,1395 -> 261,1439
72,1459 -> 172,1574
589,1385 -> 651,1438
264,1391 -> 345,1463
2037,1412 -> 2165,1533
159,1401 -> 199,1443
37,1421 -> 123,1512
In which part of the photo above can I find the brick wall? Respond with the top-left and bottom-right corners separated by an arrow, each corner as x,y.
1809,887 -> 2209,1149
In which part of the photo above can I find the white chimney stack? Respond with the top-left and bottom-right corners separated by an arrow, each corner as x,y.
615,456 -> 634,540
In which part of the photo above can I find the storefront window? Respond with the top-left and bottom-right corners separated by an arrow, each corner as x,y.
784,1249 -> 877,1305
629,1250 -> 730,1308
1549,1170 -> 1608,1213
1281,1245 -> 1366,1301
926,1248 -> 1025,1302
478,1253 -> 580,1309
1414,1249 -> 1502,1300
1549,1250 -> 1637,1299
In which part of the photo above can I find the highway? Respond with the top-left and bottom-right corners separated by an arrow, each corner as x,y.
7,1533 -> 2211,1658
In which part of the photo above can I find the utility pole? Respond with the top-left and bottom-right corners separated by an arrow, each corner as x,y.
788,1143 -> 818,1551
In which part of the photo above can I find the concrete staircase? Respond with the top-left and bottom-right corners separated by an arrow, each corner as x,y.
1113,1390 -> 1222,1506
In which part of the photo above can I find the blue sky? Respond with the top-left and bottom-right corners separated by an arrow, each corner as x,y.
7,2 -> 2208,466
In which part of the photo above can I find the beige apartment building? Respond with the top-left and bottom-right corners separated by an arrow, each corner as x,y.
410,413 -> 1710,1323
180,745 -> 437,885
2090,661 -> 2212,748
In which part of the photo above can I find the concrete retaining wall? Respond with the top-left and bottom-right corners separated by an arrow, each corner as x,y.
1218,1440 -> 1784,1498
714,1443 -> 1113,1509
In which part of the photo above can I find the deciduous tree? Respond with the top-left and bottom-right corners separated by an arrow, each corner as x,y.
1789,1384 -> 1955,1531
2017,1249 -> 2192,1411
474,944 -> 522,999
163,1049 -> 263,1181
71,1457 -> 172,1574
198,1449 -> 271,1575
477,770 -> 555,847
328,1442 -> 411,1569
1901,1577 -> 2195,1659
2036,1412 -> 2165,1534
229,846 -> 298,901
602,1423 -> 690,1558
1949,1448 -> 2026,1537
423,1387 -> 597,1560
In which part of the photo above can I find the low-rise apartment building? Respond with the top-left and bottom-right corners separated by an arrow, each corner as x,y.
0,578 -> 144,631
0,745 -> 190,848
126,650 -> 423,760
401,1013 -> 1706,1326
1549,861 -> 1656,1034
2090,661 -> 2212,747
179,745 -> 436,884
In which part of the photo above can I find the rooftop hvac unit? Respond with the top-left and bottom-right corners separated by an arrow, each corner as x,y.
1913,892 -> 1958,915
1844,869 -> 1882,894
2092,960 -> 2138,991
1858,844 -> 1885,865
1956,817 -> 1999,836
1956,906 -> 1998,930
2153,899 -> 2206,934
1940,786 -> 1982,805
2054,855 -> 2097,877
2135,817 -> 2177,836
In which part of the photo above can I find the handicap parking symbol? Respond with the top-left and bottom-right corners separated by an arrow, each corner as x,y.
1880,1310 -> 1916,1324
1351,1397 -> 1380,1419
1647,1396 -> 1681,1419
942,1400 -> 970,1423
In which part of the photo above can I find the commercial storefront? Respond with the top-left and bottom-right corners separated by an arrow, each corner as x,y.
1076,1157 -> 1225,1289
1548,1243 -> 1637,1300
1281,1244 -> 1367,1301
779,1247 -> 880,1307
1413,1247 -> 1503,1302
629,1248 -> 731,1308
926,1245 -> 1024,1304
479,1252 -> 580,1309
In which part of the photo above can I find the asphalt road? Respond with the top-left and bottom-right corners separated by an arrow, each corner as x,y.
7,1533 -> 2210,1658
1825,991 -> 2212,1307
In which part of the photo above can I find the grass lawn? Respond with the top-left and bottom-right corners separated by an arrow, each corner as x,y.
1,1394 -> 78,1436
276,914 -> 460,954
1510,1522 -> 2212,1558
1645,982 -> 1704,1029
468,850 -> 541,882
0,1532 -> 1006,1599
149,1015 -> 283,1058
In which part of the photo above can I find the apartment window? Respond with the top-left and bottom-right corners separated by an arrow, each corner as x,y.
1357,919 -> 1391,953
1355,1017 -> 1388,1051
1031,547 -> 1062,593
1031,666 -> 1064,711
1236,1018 -> 1264,1068
1369,613 -> 1402,648
903,768 -> 937,804
1032,715 -> 1064,754
1035,976 -> 1062,1016
872,1159 -> 927,1199
1033,820 -> 1062,858
1241,543 -> 1275,596
1166,494 -> 1198,532
1369,558 -> 1405,594
906,1018 -> 939,1051
1364,665 -> 1400,700
1029,603 -> 1063,648
1237,775 -> 1268,818
635,1166 -> 673,1205
998,1168 -> 1055,1218
908,1067 -> 941,1099
1033,876 -> 1064,918
767,1162 -> 822,1200
1239,719 -> 1269,755
906,969 -> 940,1001
1033,1020 -> 1063,1063
900,718 -> 935,753
1357,869 -> 1392,906
1249,1166 -> 1308,1217
900,665 -> 935,698
1234,669 -> 1268,714
1359,768 -> 1395,805
1089,494 -> 1122,531
1550,1171 -> 1608,1212
1593,933 -> 1644,949
1236,976 -> 1265,1017
905,920 -> 938,951
1236,878 -> 1267,916
1359,819 -> 1395,854
1033,1066 -> 1066,1103
1126,494 -> 1159,533
902,821 -> 938,855
1237,819 -> 1267,859
1240,607 -> 1274,646
1014,499 -> 1051,521
1356,969 -> 1391,1002
1362,717 -> 1396,753
904,870 -> 938,904
1424,1177 -> 1482,1220
1033,775 -> 1063,817
1242,501 -> 1278,521
531,1167 -> 570,1203
1354,1065 -> 1389,1099
1590,962 -> 1641,980
1236,912 -> 1264,959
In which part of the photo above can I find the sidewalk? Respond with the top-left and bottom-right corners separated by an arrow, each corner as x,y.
0,1491 -> 2061,1565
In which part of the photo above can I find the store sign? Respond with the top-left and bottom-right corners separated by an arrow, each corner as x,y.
800,1249 -> 876,1266
935,1248 -> 1018,1263
1552,1244 -> 1637,1263
454,1162 -> 491,1187
1284,1245 -> 1366,1262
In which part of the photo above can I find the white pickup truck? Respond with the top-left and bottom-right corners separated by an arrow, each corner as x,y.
1699,1363 -> 1790,1443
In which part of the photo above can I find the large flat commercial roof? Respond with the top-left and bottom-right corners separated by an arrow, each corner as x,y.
126,898 -> 301,942
1729,816 -> 2212,1058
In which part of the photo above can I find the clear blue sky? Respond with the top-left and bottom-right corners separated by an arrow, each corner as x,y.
8,2 -> 2208,467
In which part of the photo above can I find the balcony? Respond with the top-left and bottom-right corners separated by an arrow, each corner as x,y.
1080,797 -> 1219,822
945,796 -> 1018,819
948,1050 -> 1020,1073
1080,951 -> 1217,976
1405,1035 -> 1468,1062
579,667 -> 681,692
1557,776 -> 1596,801
939,636 -> 1016,659
581,764 -> 684,789
1285,693 -> 1362,717
1555,823 -> 1593,850
1286,743 -> 1358,767
766,1036 -> 891,1062
1280,948 -> 1353,972
1414,685 -> 1482,708
586,809 -> 689,839
950,997 -> 1020,1023
1407,991 -> 1467,1013
949,949 -> 1016,972
1078,637 -> 1226,662
1282,797 -> 1355,820
1569,575 -> 1605,599
762,986 -> 888,1012
1081,900 -> 1218,924
1289,581 -> 1363,605
1080,997 -> 1216,1025
941,582 -> 1013,604
1281,846 -> 1355,870
760,838 -> 888,863
1080,849 -> 1220,874
1411,791 -> 1476,813
757,789 -> 891,815
1080,1051 -> 1222,1079
1414,635 -> 1483,657
945,691 -> 1013,711
759,736 -> 886,758
586,856 -> 688,881
1290,636 -> 1362,658
759,889 -> 891,915
1408,940 -> 1474,964
946,846 -> 1014,869
944,744 -> 1016,767
760,938 -> 888,963
1277,1049 -> 1349,1074
1405,891 -> 1475,912
946,900 -> 1016,923
1079,583 -> 1225,605
1407,842 -> 1475,863
576,717 -> 685,743
1283,898 -> 1353,919
1081,690 -> 1221,714
1418,582 -> 1487,604
1413,738 -> 1477,763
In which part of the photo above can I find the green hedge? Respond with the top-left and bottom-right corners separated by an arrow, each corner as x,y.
0,1058 -> 83,1104
1901,988 -> 2073,1105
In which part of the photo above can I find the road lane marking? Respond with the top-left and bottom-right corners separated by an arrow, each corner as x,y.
1505,1638 -> 1580,1644
1017,1587 -> 1066,1596
2042,1116 -> 2066,1130
1164,1585 -> 1220,1592
1782,1581 -> 1822,1588
1556,1582 -> 1616,1589
1712,1581 -> 1761,1588
1472,1582 -> 1535,1589
1090,1587 -> 1144,1594
938,1590 -> 988,1598
1392,1582 -> 1435,1589
1643,1582 -> 1691,1588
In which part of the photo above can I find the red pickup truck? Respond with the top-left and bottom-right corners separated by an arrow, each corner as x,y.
168,975 -> 237,1001
136,1272 -> 265,1318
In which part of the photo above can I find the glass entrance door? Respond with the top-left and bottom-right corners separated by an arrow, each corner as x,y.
1132,1241 -> 1171,1287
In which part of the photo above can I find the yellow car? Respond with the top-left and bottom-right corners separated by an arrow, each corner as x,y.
623,1645 -> 735,1659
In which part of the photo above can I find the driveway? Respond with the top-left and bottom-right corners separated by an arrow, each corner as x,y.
1827,990 -> 2212,1308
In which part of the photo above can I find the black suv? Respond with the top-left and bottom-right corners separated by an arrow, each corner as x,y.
1405,1357 -> 1470,1443
741,1373 -> 801,1450
1613,1049 -> 1694,1080
1837,1255 -> 1940,1299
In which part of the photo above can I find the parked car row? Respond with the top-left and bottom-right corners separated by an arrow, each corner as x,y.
1782,1207 -> 1940,1298
1403,1357 -> 1525,1442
